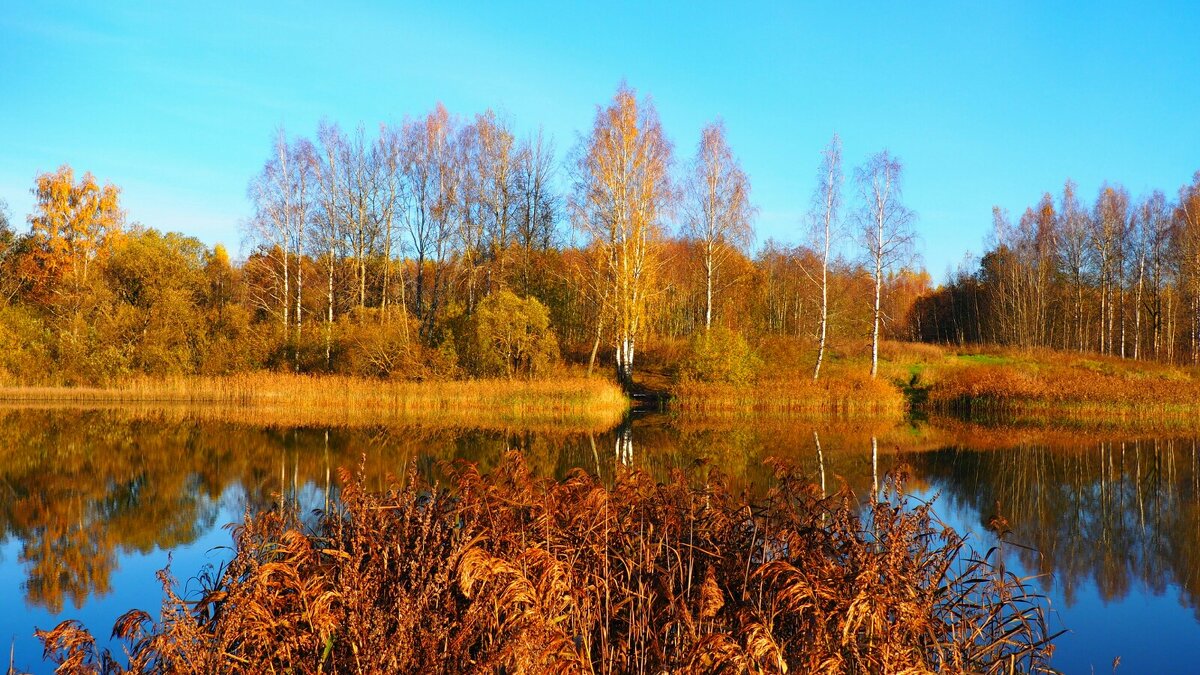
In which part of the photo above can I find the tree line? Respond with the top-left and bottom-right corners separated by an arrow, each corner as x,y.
911,174 -> 1200,364
0,84 -> 932,386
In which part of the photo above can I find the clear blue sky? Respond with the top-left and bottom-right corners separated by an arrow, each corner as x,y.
2,2 -> 1197,279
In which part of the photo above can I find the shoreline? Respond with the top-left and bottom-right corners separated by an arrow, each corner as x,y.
7,343 -> 1200,431
0,373 -> 630,430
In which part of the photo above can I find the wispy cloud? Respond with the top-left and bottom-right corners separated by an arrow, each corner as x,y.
0,13 -> 121,48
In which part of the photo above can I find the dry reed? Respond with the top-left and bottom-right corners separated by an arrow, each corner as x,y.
34,454 -> 1060,674
0,373 -> 629,430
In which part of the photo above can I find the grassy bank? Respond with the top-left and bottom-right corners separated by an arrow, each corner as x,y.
0,373 -> 630,430
912,346 -> 1200,427
668,338 -> 1200,427
8,342 -> 1200,429
661,337 -> 911,419
34,454 -> 1057,674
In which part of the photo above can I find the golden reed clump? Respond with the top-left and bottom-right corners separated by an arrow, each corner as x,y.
34,454 -> 1059,674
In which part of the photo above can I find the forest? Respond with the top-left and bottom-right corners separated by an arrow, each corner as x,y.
0,85 -> 928,389
2,83 -> 1199,392
913,176 -> 1200,361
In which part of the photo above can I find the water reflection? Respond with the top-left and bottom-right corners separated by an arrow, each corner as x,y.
1,406 -> 1198,672
909,439 -> 1200,619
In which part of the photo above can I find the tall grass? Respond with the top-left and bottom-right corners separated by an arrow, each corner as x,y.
0,373 -> 629,430
35,454 -> 1060,674
925,349 -> 1200,427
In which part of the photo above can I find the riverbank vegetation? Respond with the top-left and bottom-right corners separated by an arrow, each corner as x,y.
33,453 -> 1059,674
880,342 -> 1200,426
0,372 -> 628,429
661,337 -> 1200,426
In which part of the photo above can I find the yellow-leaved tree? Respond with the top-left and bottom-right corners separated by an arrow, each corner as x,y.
569,84 -> 674,387
29,164 -> 123,290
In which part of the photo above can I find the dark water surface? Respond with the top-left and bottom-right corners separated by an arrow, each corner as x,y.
2,407 -> 1199,673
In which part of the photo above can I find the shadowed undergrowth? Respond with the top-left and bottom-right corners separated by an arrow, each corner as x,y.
33,454 -> 1060,674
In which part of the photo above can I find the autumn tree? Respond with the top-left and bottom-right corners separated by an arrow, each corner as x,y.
682,120 -> 754,332
1129,193 -> 1170,360
855,151 -> 915,378
458,110 -> 518,311
105,228 -> 210,374
334,124 -> 381,311
0,198 -> 17,304
1177,172 -> 1200,362
0,198 -> 11,247
246,128 -> 313,338
513,129 -> 559,294
1058,180 -> 1089,350
465,289 -> 559,378
374,123 -> 407,321
808,134 -> 842,379
570,84 -> 674,386
1142,191 -> 1174,359
310,123 -> 347,366
29,165 -> 123,289
1091,184 -> 1129,355
402,104 -> 459,337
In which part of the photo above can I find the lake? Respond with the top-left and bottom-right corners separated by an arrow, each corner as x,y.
2,406 -> 1199,673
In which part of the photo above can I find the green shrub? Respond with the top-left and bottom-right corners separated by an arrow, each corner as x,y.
0,304 -> 53,383
679,326 -> 761,385
460,290 -> 559,379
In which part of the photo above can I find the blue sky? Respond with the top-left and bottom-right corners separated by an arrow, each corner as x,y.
2,2 -> 1197,279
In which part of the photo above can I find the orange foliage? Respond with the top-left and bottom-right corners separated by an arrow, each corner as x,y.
28,165 -> 123,293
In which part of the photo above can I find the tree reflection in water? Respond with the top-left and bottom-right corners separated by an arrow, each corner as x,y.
908,438 -> 1200,619
1,406 -> 1199,637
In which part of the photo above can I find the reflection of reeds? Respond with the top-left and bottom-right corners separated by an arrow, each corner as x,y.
36,454 -> 1060,673
672,373 -> 907,418
0,374 -> 629,430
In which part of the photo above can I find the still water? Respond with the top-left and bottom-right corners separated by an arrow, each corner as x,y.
2,406 -> 1199,673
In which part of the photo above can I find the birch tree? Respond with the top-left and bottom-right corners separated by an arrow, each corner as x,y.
402,104 -> 458,336
1143,190 -> 1173,358
570,84 -> 674,386
855,151 -> 915,379
312,122 -> 345,367
375,123 -> 408,327
1091,184 -> 1129,355
682,120 -> 754,332
1058,180 -> 1088,351
1176,173 -> 1200,363
514,129 -> 558,293
247,129 -> 298,330
808,134 -> 842,379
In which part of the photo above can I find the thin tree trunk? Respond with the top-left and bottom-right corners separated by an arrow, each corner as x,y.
814,430 -> 826,499
704,249 -> 713,331
871,245 -> 882,379
326,247 -> 334,369
1134,249 -> 1145,360
587,317 -> 603,377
